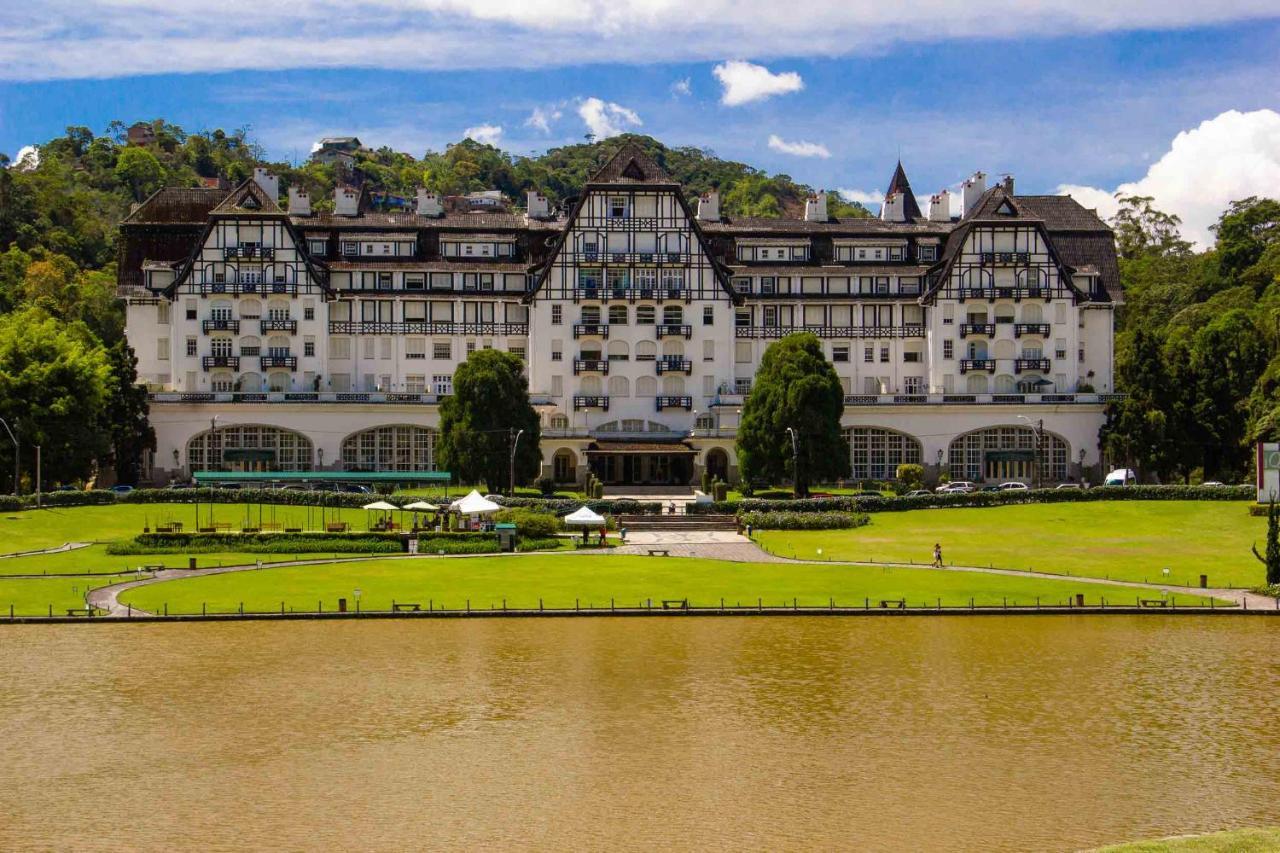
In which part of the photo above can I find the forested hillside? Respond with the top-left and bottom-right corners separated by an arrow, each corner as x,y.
0,120 -> 1276,487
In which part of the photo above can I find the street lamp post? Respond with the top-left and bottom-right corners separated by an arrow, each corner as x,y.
1016,415 -> 1045,489
785,427 -> 800,497
0,417 -> 17,496
509,428 -> 525,496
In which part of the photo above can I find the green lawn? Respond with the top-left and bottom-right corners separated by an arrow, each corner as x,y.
755,501 -> 1265,588
1096,828 -> 1280,851
117,553 -> 1221,615
0,544 -> 361,576
0,576 -> 122,616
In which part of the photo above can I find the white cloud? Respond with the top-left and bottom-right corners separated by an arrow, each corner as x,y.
713,60 -> 803,106
670,77 -> 691,97
524,106 -> 562,134
463,123 -> 503,145
578,97 -> 642,139
6,1 -> 1277,80
1057,109 -> 1280,248
12,145 -> 38,169
767,134 -> 829,158
836,187 -> 883,206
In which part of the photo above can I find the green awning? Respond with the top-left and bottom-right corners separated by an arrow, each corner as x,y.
193,470 -> 451,483
224,449 -> 275,462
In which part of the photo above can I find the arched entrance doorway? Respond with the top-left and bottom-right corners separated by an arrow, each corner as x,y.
553,449 -> 577,483
705,447 -> 729,481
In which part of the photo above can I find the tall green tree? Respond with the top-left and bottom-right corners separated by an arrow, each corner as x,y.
102,341 -> 155,485
1252,498 -> 1280,588
437,349 -> 542,492
0,308 -> 112,487
1111,195 -> 1192,261
1213,197 -> 1280,280
113,147 -> 165,201
1189,309 -> 1268,479
1102,327 -> 1178,480
737,333 -> 848,496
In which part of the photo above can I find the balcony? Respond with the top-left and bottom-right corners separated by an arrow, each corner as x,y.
959,323 -> 994,338
655,396 -> 693,411
260,318 -> 298,334
202,318 -> 239,334
573,359 -> 609,375
1015,358 -> 1051,373
201,355 -> 240,371
150,391 -> 444,405
200,282 -> 297,296
569,250 -> 688,264
959,359 -> 996,374
656,324 -> 692,339
1015,323 -> 1051,338
327,321 -> 529,336
978,251 -> 1031,265
655,358 -> 692,375
260,354 -> 298,370
573,323 -> 609,339
735,325 -> 926,340
573,395 -> 609,411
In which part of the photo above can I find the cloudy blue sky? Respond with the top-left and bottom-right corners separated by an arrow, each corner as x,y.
2,1 -> 1279,245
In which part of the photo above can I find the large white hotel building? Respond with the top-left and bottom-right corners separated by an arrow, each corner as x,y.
118,144 -> 1120,488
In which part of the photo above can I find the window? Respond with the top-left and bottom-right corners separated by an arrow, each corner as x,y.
609,197 -> 627,219
433,374 -> 453,395
185,300 -> 197,320
551,304 -> 563,325
303,304 -> 315,321
405,274 -> 425,291
735,341 -> 752,363
735,310 -> 750,328
889,246 -> 904,261
905,376 -> 924,393
845,427 -> 923,480
433,341 -> 452,360
703,340 -> 715,361
943,340 -> 954,359
636,306 -> 656,325
703,306 -> 714,326
156,303 -> 170,325
608,305 -> 628,325
331,337 -> 351,359
406,338 -> 426,359
509,345 -> 526,361
304,337 -> 316,358
832,345 -> 850,363
918,245 -> 937,262
158,338 -> 170,360
185,337 -> 197,357
942,304 -> 954,325
341,241 -> 357,256
864,346 -> 874,363
734,277 -> 752,294
880,345 -> 890,363
760,277 -> 776,295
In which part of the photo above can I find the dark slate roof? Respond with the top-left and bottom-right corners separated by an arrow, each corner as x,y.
1052,233 -> 1122,302
326,261 -> 530,273
885,161 -> 923,221
210,179 -> 284,216
588,143 -> 677,185
728,264 -> 931,277
1016,195 -> 1112,231
122,187 -> 230,224
701,217 -> 952,235
290,211 -> 557,230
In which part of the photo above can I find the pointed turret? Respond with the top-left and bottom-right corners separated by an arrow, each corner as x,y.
882,160 -> 923,221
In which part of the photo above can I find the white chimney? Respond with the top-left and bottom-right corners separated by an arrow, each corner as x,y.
525,190 -> 550,220
1002,174 -> 1015,195
961,171 -> 987,216
697,190 -> 720,222
334,186 -> 359,217
880,192 -> 905,222
252,167 -> 279,203
287,186 -> 311,216
416,188 -> 443,217
929,190 -> 951,222
804,191 -> 828,223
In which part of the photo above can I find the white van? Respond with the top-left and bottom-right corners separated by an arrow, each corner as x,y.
1103,468 -> 1136,486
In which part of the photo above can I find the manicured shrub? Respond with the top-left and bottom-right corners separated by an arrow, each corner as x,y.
534,476 -> 556,496
740,511 -> 869,530
493,507 -> 561,538
895,464 -> 924,493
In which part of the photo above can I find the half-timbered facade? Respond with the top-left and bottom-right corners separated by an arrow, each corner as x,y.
118,148 -> 1120,488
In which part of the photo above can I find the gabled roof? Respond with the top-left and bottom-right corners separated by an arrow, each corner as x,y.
122,187 -> 230,224
210,179 -> 284,216
588,143 -> 677,185
885,161 -> 923,221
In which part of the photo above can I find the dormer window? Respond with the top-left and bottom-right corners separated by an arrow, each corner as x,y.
889,247 -> 904,261
996,200 -> 1017,215
609,198 -> 628,219
308,239 -> 326,255
918,245 -> 938,262
341,241 -> 357,256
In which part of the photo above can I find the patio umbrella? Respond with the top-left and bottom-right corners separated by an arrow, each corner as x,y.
403,500 -> 440,530
362,500 -> 398,530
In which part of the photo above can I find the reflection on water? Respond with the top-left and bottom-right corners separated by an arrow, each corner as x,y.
1,617 -> 1277,851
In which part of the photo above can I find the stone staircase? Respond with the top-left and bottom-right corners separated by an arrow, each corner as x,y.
617,513 -> 738,532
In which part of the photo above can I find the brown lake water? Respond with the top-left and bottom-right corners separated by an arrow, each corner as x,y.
0,616 -> 1277,851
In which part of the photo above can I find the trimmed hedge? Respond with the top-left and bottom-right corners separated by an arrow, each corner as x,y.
687,484 -> 1255,515
741,511 -> 869,530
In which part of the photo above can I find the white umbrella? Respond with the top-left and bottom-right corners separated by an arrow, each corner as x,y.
450,490 -> 501,515
362,500 -> 399,511
403,501 -> 439,511
563,505 -> 606,525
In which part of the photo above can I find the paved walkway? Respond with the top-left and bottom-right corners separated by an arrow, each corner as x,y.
81,534 -> 1280,617
0,542 -> 92,560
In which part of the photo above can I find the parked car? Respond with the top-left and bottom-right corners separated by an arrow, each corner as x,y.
213,482 -> 241,490
1103,468 -> 1136,486
338,484 -> 372,494
936,481 -> 976,493
905,489 -> 932,497
53,484 -> 79,492
1202,480 -> 1226,487
998,482 -> 1029,491
166,482 -> 195,490
108,484 -> 134,495
855,490 -> 883,498
1055,482 -> 1082,490
980,485 -> 1003,492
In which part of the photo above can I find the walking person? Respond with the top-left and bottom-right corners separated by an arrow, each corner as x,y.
932,543 -> 943,568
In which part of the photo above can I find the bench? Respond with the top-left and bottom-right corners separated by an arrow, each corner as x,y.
65,608 -> 99,617
878,599 -> 906,610
140,564 -> 165,572
392,603 -> 421,612
284,527 -> 302,533
260,522 -> 283,532
326,522 -> 349,533
646,549 -> 671,557
241,526 -> 259,533
661,599 -> 688,610
1139,598 -> 1169,608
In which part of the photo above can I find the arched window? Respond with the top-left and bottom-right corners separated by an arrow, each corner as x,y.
993,339 -> 1014,360
268,372 -> 291,392
267,299 -> 290,320
608,376 -> 630,397
967,340 -> 988,359
661,339 -> 684,357
961,268 -> 992,291
211,371 -> 234,392
1021,302 -> 1043,323
553,448 -> 577,483
636,306 -> 655,325
966,374 -> 989,393
238,372 -> 262,392
186,424 -> 313,472
948,425 -> 1070,484
267,335 -> 290,355
843,427 -> 922,480
239,298 -> 262,319
341,425 -> 439,472
1017,268 -> 1049,291
549,413 -> 569,430
636,340 -> 657,361
662,305 -> 684,325
608,305 -> 628,325
636,376 -> 657,397
210,299 -> 233,321
607,340 -> 629,361
994,374 -> 1016,393
239,335 -> 261,356
580,376 -> 603,395
705,447 -> 730,480
211,336 -> 233,357
661,376 -> 686,395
